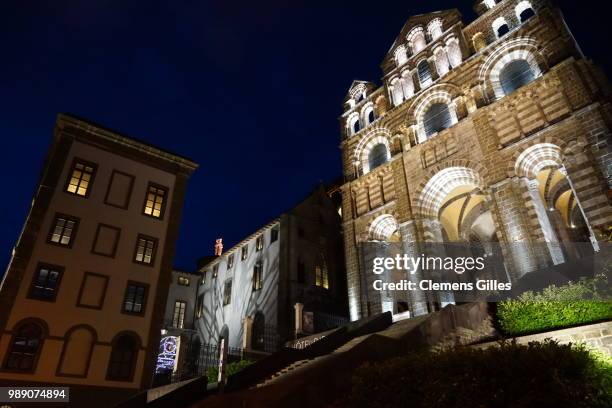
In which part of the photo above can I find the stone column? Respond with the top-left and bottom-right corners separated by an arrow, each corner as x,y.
399,220 -> 429,316
294,303 -> 304,336
524,178 -> 565,265
242,316 -> 253,350
490,179 -> 539,280
423,219 -> 455,308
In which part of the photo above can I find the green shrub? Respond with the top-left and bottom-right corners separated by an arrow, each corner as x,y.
497,275 -> 612,335
206,359 -> 253,383
334,340 -> 612,408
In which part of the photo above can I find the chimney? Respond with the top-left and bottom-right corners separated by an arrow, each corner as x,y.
214,238 -> 223,256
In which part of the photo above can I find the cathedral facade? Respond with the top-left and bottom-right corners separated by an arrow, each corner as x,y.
340,0 -> 612,321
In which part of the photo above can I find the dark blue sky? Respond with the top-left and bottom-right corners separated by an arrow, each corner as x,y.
1,0 -> 609,271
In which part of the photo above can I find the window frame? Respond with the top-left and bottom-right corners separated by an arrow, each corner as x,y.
28,263 -> 64,302
227,254 -> 234,269
64,158 -> 98,198
91,223 -> 122,258
2,320 -> 46,373
177,276 -> 190,286
104,169 -> 136,210
76,272 -> 110,310
105,333 -> 140,382
121,281 -> 149,317
253,261 -> 263,291
241,245 -> 248,261
195,294 -> 204,319
47,213 -> 80,249
172,300 -> 187,329
132,234 -> 158,266
223,279 -> 232,306
271,227 -> 279,243
256,235 -> 264,251
142,182 -> 169,220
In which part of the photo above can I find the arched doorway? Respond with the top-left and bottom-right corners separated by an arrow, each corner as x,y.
251,312 -> 265,352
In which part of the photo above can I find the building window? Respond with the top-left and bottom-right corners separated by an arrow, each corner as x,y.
143,184 -> 168,219
253,262 -> 263,291
66,159 -> 96,197
48,214 -> 79,247
424,103 -> 453,137
368,144 -> 390,171
195,294 -> 204,318
134,235 -> 157,265
271,227 -> 279,243
241,245 -> 248,261
417,60 -> 432,88
122,282 -> 148,315
223,280 -> 232,306
516,1 -> 535,23
493,17 -> 510,39
297,260 -> 306,284
4,322 -> 44,371
256,235 -> 264,251
227,254 -> 234,269
106,334 -> 138,381
212,264 -> 219,278
177,276 -> 190,286
500,59 -> 536,96
315,257 -> 330,289
172,301 -> 187,328
29,264 -> 63,301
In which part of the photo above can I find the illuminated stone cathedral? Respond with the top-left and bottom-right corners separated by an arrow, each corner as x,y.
340,0 -> 612,321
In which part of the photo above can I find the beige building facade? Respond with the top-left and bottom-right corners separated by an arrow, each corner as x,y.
0,114 -> 197,406
340,0 -> 612,321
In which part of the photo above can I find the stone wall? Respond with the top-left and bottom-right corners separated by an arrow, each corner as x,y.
474,321 -> 612,357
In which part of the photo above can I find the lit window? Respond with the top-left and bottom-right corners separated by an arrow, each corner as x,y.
172,301 -> 186,328
256,236 -> 264,251
29,264 -> 63,301
315,260 -> 329,289
253,262 -> 263,291
271,227 -> 279,243
123,283 -> 147,315
223,280 -> 232,306
227,254 -> 234,269
177,276 -> 190,286
134,235 -> 157,265
417,60 -> 432,88
49,215 -> 78,247
143,184 -> 167,219
241,245 -> 248,261
66,160 -> 96,197
4,322 -> 44,371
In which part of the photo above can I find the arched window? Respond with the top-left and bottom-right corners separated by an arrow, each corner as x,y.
353,120 -> 361,133
427,19 -> 444,41
368,109 -> 375,124
401,71 -> 414,99
484,0 -> 496,9
516,1 -> 535,23
4,322 -> 44,371
394,45 -> 408,67
368,144 -> 389,171
424,103 -> 453,137
447,39 -> 462,68
493,17 -> 510,38
348,115 -> 360,135
407,27 -> 427,55
390,79 -> 404,106
58,326 -> 96,377
107,334 -> 138,381
500,59 -> 536,95
417,60 -> 432,88
434,48 -> 450,77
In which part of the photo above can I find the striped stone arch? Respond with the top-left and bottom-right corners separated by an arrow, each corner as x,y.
414,160 -> 489,219
478,37 -> 545,102
368,213 -> 400,241
354,126 -> 393,174
408,84 -> 462,143
506,137 -> 569,178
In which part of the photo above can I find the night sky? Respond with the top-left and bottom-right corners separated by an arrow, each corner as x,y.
1,0 -> 610,271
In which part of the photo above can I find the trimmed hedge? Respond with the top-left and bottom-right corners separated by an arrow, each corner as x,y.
497,275 -> 612,335
333,340 -> 612,408
206,359 -> 253,384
